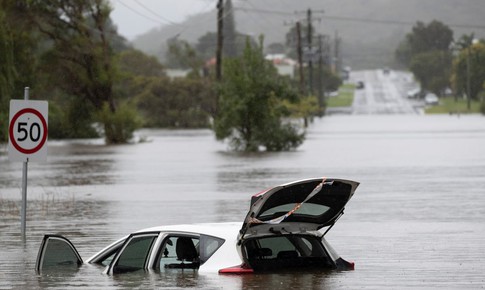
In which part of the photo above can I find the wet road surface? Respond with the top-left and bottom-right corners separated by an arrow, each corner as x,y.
350,70 -> 422,115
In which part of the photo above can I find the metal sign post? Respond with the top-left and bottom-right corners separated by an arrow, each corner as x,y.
8,87 -> 48,241
20,87 -> 29,241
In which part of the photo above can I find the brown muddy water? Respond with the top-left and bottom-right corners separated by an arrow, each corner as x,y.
1,115 -> 485,289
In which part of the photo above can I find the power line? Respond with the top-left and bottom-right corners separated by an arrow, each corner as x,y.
133,0 -> 180,26
234,6 -> 485,30
116,0 -> 168,25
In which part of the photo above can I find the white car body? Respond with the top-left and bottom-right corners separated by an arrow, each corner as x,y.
36,177 -> 359,275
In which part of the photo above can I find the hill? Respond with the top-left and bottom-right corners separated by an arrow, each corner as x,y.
130,0 -> 485,69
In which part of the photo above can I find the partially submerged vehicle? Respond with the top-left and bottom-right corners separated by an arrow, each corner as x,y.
36,177 -> 359,275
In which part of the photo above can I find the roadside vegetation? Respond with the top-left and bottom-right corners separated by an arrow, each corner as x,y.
3,2 -> 483,152
214,39 -> 304,151
396,20 -> 485,114
326,84 -> 355,108
425,96 -> 483,114
1,0 -> 339,152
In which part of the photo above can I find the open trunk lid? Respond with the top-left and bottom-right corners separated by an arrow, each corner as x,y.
239,177 -> 359,238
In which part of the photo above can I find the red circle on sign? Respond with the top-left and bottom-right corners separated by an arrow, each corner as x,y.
9,108 -> 48,154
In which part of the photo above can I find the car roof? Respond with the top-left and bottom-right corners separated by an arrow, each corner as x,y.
136,222 -> 241,239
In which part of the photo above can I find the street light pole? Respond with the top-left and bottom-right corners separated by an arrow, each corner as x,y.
466,46 -> 471,111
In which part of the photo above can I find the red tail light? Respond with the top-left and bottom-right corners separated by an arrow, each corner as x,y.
219,264 -> 254,274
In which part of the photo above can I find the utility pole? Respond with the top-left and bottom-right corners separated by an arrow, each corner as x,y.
294,8 -> 323,95
317,34 -> 324,114
466,47 -> 471,111
296,22 -> 305,95
216,0 -> 223,81
334,31 -> 341,76
307,8 -> 313,95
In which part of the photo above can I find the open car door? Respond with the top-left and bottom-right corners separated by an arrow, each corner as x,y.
35,234 -> 83,274
105,232 -> 159,275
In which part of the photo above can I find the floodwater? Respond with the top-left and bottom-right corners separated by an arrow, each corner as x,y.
1,114 -> 485,289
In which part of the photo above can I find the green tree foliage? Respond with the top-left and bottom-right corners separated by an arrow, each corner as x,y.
0,10 -> 15,100
135,77 -> 216,128
195,31 -> 257,62
285,23 -> 311,59
96,102 -> 141,144
267,42 -> 285,54
214,39 -> 304,152
118,49 -> 165,78
0,2 -> 39,142
0,10 -> 14,142
410,51 -> 452,95
166,37 -> 203,73
195,32 -> 219,61
396,20 -> 453,95
22,0 -> 138,143
407,21 -> 453,55
451,41 -> 485,104
48,95 -> 98,139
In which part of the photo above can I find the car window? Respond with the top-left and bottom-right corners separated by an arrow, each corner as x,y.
259,203 -> 330,219
158,236 -> 200,270
89,242 -> 124,267
98,248 -> 119,267
112,234 -> 158,274
255,236 -> 296,259
199,235 -> 225,264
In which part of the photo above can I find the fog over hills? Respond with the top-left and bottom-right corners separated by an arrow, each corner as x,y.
131,0 -> 485,69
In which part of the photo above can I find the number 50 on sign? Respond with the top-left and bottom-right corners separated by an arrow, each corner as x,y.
9,100 -> 48,162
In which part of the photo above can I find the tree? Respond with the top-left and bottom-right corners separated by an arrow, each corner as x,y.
166,37 -> 203,73
267,42 -> 285,54
407,21 -> 453,55
118,49 -> 165,78
0,9 -> 14,142
396,20 -> 454,95
451,41 -> 485,105
22,0 -> 138,144
410,50 -> 452,95
285,23 -> 311,59
195,32 -> 218,61
0,1 -> 39,142
214,39 -> 304,152
135,77 -> 216,128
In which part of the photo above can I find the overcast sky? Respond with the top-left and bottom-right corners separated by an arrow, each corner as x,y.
110,0 -> 214,40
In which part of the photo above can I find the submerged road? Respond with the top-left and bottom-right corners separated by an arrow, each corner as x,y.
348,70 -> 423,115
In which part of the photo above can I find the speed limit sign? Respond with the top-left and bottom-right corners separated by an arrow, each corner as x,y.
8,100 -> 48,162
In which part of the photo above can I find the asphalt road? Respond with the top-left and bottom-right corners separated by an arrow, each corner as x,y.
348,69 -> 423,115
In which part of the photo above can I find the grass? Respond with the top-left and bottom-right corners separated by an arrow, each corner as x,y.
326,84 -> 355,107
425,97 -> 483,114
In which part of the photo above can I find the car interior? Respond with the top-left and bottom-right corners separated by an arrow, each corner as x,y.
243,235 -> 335,271
159,236 -> 200,270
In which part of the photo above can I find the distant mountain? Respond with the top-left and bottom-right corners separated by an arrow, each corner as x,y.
130,0 -> 485,69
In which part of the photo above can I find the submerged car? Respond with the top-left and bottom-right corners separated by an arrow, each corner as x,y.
36,177 -> 359,275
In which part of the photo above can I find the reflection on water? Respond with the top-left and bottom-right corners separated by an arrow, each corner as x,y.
1,115 -> 485,289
